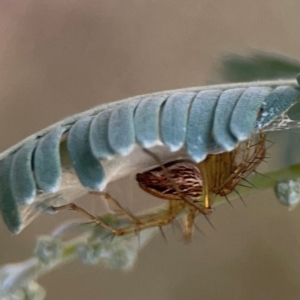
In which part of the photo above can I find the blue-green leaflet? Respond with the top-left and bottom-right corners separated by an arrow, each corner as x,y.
0,79 -> 299,234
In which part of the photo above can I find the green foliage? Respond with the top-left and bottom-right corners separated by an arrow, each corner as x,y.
219,52 -> 300,82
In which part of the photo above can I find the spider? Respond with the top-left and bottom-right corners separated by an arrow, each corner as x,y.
52,133 -> 266,241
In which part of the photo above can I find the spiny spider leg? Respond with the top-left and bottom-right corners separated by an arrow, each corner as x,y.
50,203 -> 122,234
51,200 -> 187,236
182,205 -> 196,242
218,133 -> 266,195
89,191 -> 142,225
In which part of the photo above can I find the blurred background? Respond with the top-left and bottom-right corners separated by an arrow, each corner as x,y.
1,1 -> 300,299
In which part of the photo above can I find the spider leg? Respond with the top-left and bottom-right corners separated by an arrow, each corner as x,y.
50,203 -> 123,235
90,191 -> 143,225
182,205 -> 196,242
51,200 -> 186,236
